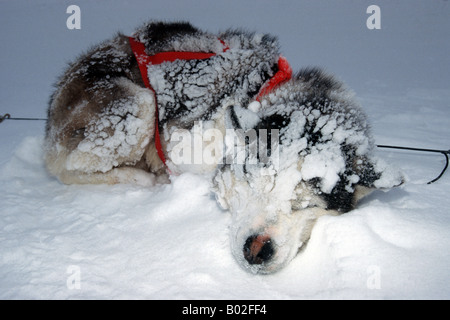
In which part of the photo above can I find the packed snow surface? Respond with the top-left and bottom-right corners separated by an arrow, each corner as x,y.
1,0 -> 449,299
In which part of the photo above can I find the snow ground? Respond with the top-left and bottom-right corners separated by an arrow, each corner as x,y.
0,0 -> 449,299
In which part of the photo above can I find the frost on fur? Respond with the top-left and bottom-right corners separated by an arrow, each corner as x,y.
214,68 -> 404,274
145,28 -> 279,127
67,82 -> 155,173
45,21 -> 403,275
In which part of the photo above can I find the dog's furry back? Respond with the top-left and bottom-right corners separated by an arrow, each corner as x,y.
135,22 -> 280,127
44,21 -> 404,274
44,21 -> 281,184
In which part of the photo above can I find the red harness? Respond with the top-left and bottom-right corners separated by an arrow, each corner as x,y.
128,36 -> 292,170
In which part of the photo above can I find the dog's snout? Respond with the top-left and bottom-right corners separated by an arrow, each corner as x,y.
243,234 -> 274,265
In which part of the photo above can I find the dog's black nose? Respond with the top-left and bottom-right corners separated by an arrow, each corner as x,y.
243,234 -> 274,265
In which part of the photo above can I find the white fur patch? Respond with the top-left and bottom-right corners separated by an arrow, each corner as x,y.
66,79 -> 155,173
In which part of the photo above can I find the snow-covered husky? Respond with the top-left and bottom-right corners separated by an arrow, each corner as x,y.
45,21 -> 403,274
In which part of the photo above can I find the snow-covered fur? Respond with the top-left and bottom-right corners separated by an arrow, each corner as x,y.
214,68 -> 403,273
45,21 -> 403,274
46,21 -> 278,183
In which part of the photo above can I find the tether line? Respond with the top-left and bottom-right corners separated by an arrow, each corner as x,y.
377,144 -> 450,184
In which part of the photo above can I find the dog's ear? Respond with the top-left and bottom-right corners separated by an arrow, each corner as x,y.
354,156 -> 404,203
225,105 -> 261,131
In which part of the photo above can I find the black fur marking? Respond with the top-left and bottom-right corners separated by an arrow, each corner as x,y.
229,106 -> 242,130
254,113 -> 289,159
313,147 -> 381,212
320,175 -> 355,213
358,161 -> 382,188
257,113 -> 291,133
141,21 -> 201,53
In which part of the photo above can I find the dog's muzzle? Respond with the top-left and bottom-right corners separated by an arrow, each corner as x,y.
243,234 -> 274,265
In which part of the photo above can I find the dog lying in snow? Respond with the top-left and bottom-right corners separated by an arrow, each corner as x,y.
45,21 -> 403,274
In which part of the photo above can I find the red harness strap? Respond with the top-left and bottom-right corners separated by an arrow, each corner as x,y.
129,36 -> 228,169
128,36 -> 291,171
255,56 -> 292,102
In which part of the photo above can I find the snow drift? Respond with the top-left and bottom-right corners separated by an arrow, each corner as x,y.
1,0 -> 449,299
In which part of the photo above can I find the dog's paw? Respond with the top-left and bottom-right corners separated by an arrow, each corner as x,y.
113,167 -> 157,187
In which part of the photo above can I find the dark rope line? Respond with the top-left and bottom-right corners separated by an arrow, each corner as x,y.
377,144 -> 450,184
1,114 -> 46,123
428,152 -> 449,184
377,144 -> 450,155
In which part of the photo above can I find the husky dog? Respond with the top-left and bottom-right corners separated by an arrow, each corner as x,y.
45,21 -> 403,274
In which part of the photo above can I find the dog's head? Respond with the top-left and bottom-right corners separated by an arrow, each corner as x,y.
213,69 -> 403,274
